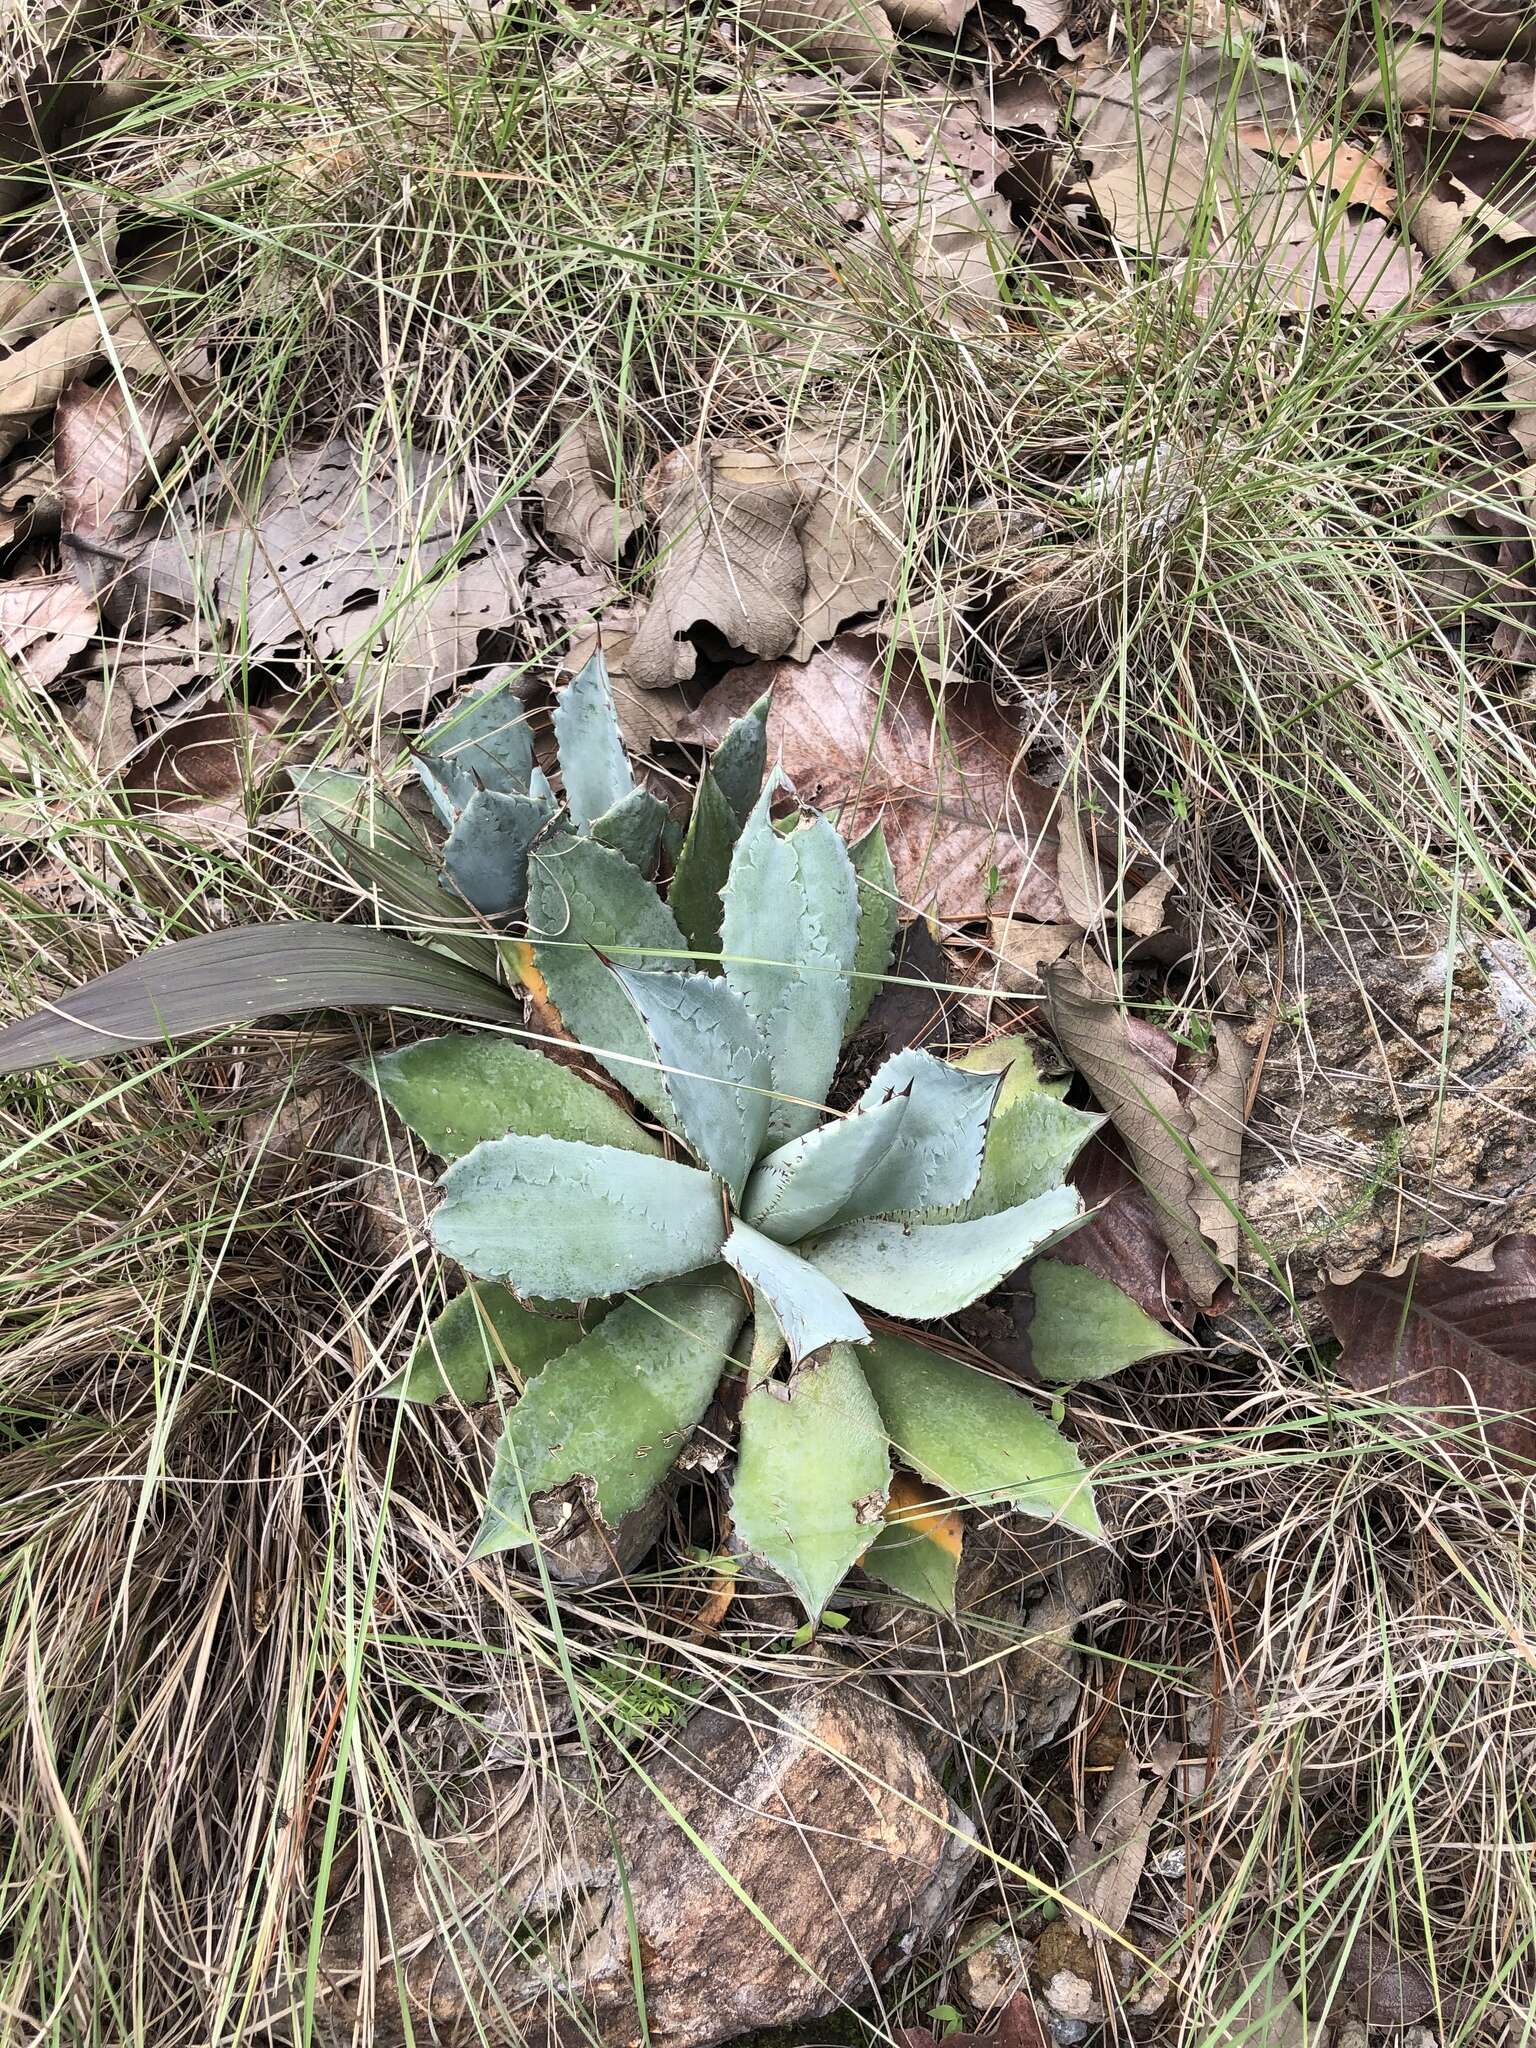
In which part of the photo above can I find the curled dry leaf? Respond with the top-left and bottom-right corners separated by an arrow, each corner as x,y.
537,416 -> 639,566
1323,1234 -> 1536,1470
1063,1736 -> 1182,1941
1044,960 -> 1245,1305
683,632 -> 1067,923
0,577 -> 97,690
880,0 -> 971,32
733,0 -> 896,79
628,445 -> 808,687
1347,42 -> 1505,112
0,301 -> 152,458
0,452 -> 57,547
55,375 -> 200,544
784,431 -> 901,660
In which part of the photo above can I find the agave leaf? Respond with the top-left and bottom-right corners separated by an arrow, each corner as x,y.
708,689 -> 771,827
414,675 -> 535,825
1027,1259 -> 1188,1383
291,766 -> 422,857
668,767 -> 738,963
844,823 -> 898,1039
0,924 -> 518,1078
472,1276 -> 746,1557
860,1331 -> 1102,1542
361,1030 -> 660,1161
804,1183 -> 1083,1319
835,1049 -> 1003,1223
552,650 -> 635,828
731,1342 -> 891,1618
607,964 -> 769,1199
746,1290 -> 788,1381
589,786 -> 669,875
722,1221 -> 869,1368
443,786 -> 557,916
382,1283 -> 587,1404
721,787 -> 859,1143
527,832 -> 688,1127
431,1134 -> 725,1300
860,1472 -> 963,1615
739,1090 -> 911,1244
945,1038 -> 1102,1220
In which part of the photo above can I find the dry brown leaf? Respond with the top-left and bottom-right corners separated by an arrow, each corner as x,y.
683,632 -> 1066,922
1047,1137 -> 1197,1319
64,675 -> 137,777
986,917 -> 1078,990
130,439 -> 529,715
628,445 -> 808,688
1044,959 -> 1229,1304
784,431 -> 901,659
0,577 -> 96,690
1348,42 -> 1505,112
537,417 -> 640,566
1008,0 -> 1074,56
1237,126 -> 1398,217
984,73 -> 1059,131
0,301 -> 147,455
55,376 -> 200,544
128,703 -> 288,847
0,452 -> 58,547
101,617 -> 215,712
1187,1020 -> 1251,1267
880,0 -> 971,32
1063,1737 -> 1181,1941
1323,1234 -> 1536,1470
1506,351 -> 1536,460
734,0 -> 895,79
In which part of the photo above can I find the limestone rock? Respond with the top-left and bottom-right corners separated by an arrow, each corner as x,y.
1239,924 -> 1536,1297
319,1674 -> 976,2047
955,1914 -> 1033,2015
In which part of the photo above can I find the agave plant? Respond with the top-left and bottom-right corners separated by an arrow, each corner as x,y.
0,657 -> 1182,1616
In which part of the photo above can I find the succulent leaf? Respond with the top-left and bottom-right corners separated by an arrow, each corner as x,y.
746,1290 -> 788,1381
860,1331 -> 1102,1542
844,823 -> 898,1039
527,831 -> 688,1126
589,786 -> 669,874
721,1221 -> 870,1369
834,1048 -> 1002,1222
707,689 -> 771,827
943,1038 -> 1102,1219
739,1090 -> 911,1244
607,964 -> 770,1200
362,1030 -> 660,1161
552,650 -> 635,828
382,1283 -> 587,1404
731,1342 -> 891,1618
860,1472 -> 963,1615
442,786 -> 558,915
472,1275 -> 746,1558
803,1183 -> 1083,1319
414,675 -> 535,824
667,766 -> 738,963
721,786 -> 859,1143
431,1134 -> 726,1299
1026,1259 -> 1188,1382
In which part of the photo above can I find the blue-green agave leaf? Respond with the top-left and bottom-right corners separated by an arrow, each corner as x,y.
739,1090 -> 911,1244
472,1276 -> 745,1557
721,1221 -> 869,1368
527,832 -> 688,1126
382,1283 -> 588,1404
1026,1259 -> 1188,1383
552,650 -> 634,828
361,1029 -> 660,1160
668,767 -> 738,964
590,786 -> 668,875
860,1331 -> 1102,1542
431,1134 -> 726,1299
608,964 -> 770,1200
443,786 -> 556,916
804,1183 -> 1083,1319
414,674 -> 535,825
844,823 -> 898,1039
943,1037 -> 1102,1220
708,689 -> 771,827
730,1342 -> 891,1618
721,786 -> 859,1143
835,1049 -> 1002,1222
861,1486 -> 961,1615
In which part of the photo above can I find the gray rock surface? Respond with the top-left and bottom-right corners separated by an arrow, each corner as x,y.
319,1673 -> 975,2047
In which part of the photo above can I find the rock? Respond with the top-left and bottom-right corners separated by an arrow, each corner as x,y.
1333,2022 -> 1368,2048
1043,1970 -> 1096,2021
1239,924 -> 1536,1300
318,1673 -> 976,2047
1045,2021 -> 1088,2046
1400,2028 -> 1439,2048
956,1914 -> 1033,2015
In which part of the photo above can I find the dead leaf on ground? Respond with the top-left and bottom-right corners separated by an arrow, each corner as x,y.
537,416 -> 640,566
1063,1736 -> 1181,1941
683,632 -> 1067,922
0,301 -> 152,457
55,375 -> 201,544
1236,127 -> 1398,217
784,430 -> 902,659
1216,1934 -> 1310,2048
126,439 -> 530,714
733,0 -> 895,80
1047,1135 -> 1197,1320
0,576 -> 97,689
127,703 -> 289,847
0,452 -> 58,546
1187,1020 -> 1252,1266
1045,960 -> 1244,1304
1009,0 -> 1074,57
1323,1233 -> 1536,1469
880,0 -> 971,34
897,1990 -> 1048,2048
1348,42 -> 1506,113
985,916 -> 1078,991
